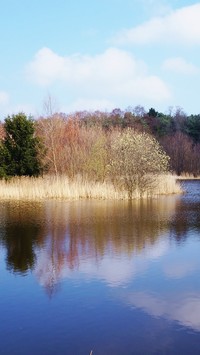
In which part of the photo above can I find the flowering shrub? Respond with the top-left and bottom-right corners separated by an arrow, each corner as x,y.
108,129 -> 170,198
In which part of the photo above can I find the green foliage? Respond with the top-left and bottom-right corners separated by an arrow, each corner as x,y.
148,107 -> 158,118
145,109 -> 174,137
184,115 -> 200,143
156,113 -> 174,136
0,113 -> 43,177
108,129 -> 169,198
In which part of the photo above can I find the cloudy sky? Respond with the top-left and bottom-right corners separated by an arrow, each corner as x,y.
1,0 -> 200,117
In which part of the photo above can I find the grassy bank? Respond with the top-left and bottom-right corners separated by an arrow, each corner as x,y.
0,174 -> 182,201
176,173 -> 200,180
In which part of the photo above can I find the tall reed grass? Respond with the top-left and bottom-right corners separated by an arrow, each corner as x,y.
0,174 -> 182,201
176,173 -> 200,180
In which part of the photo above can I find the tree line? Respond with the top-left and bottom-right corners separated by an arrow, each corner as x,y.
0,105 -> 200,191
66,106 -> 200,176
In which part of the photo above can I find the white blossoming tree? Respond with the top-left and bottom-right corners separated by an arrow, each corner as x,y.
108,129 -> 170,198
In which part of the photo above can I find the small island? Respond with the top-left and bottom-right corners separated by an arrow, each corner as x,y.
1,104 -> 199,200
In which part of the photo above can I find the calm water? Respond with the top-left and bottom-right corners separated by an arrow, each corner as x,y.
0,181 -> 200,354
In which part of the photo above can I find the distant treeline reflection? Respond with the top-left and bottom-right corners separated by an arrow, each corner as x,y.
0,196 -> 197,293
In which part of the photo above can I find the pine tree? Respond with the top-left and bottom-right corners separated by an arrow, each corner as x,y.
0,113 -> 43,177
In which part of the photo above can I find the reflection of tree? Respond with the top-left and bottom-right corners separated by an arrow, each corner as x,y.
170,185 -> 200,243
3,224 -> 38,273
34,198 -> 175,293
67,198 -> 174,257
0,197 -> 179,295
0,202 -> 46,275
35,201 -> 69,296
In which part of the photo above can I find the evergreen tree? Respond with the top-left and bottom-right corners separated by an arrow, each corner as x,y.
184,114 -> 200,143
0,113 -> 43,177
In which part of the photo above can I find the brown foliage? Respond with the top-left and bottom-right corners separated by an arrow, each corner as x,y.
0,123 -> 5,140
160,132 -> 200,176
36,115 -> 109,180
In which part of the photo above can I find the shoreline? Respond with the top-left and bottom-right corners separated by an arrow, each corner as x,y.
0,174 -> 182,201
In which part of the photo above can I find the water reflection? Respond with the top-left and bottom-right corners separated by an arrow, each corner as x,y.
1,181 -> 200,354
0,196 -> 177,287
0,202 -> 46,274
0,185 -> 200,295
125,290 -> 200,332
170,180 -> 200,242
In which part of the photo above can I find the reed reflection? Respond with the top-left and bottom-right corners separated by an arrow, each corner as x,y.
0,194 -> 196,293
170,199 -> 200,242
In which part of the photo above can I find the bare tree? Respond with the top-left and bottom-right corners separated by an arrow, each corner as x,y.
161,132 -> 200,176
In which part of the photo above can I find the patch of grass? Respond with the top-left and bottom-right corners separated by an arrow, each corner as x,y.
0,175 -> 182,200
0,174 -> 182,201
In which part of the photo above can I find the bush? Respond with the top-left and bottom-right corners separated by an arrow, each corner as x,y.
108,129 -> 170,198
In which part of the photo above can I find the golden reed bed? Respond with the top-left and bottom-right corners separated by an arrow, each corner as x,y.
0,174 -> 182,201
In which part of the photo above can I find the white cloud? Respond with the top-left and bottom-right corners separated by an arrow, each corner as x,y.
163,57 -> 200,74
26,47 -> 170,110
114,3 -> 200,45
27,48 -> 66,86
26,47 -> 142,86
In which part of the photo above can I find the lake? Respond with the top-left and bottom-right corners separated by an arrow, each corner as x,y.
0,180 -> 200,354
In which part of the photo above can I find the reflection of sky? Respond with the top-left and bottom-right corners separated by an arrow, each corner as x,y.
35,230 -> 200,287
34,229 -> 200,333
77,236 -> 170,286
119,236 -> 200,332
124,291 -> 200,332
34,234 -> 170,287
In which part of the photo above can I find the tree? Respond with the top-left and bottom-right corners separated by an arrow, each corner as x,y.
0,113 -> 43,177
160,132 -> 200,176
108,129 -> 169,198
148,107 -> 158,118
36,114 -> 67,176
83,128 -> 108,182
184,114 -> 200,143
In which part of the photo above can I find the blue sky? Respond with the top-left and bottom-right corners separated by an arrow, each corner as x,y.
1,0 -> 200,117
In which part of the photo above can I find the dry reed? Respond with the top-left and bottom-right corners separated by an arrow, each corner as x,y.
176,173 -> 200,180
0,174 -> 182,201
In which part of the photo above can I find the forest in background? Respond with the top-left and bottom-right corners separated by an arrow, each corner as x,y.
35,104 -> 200,177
